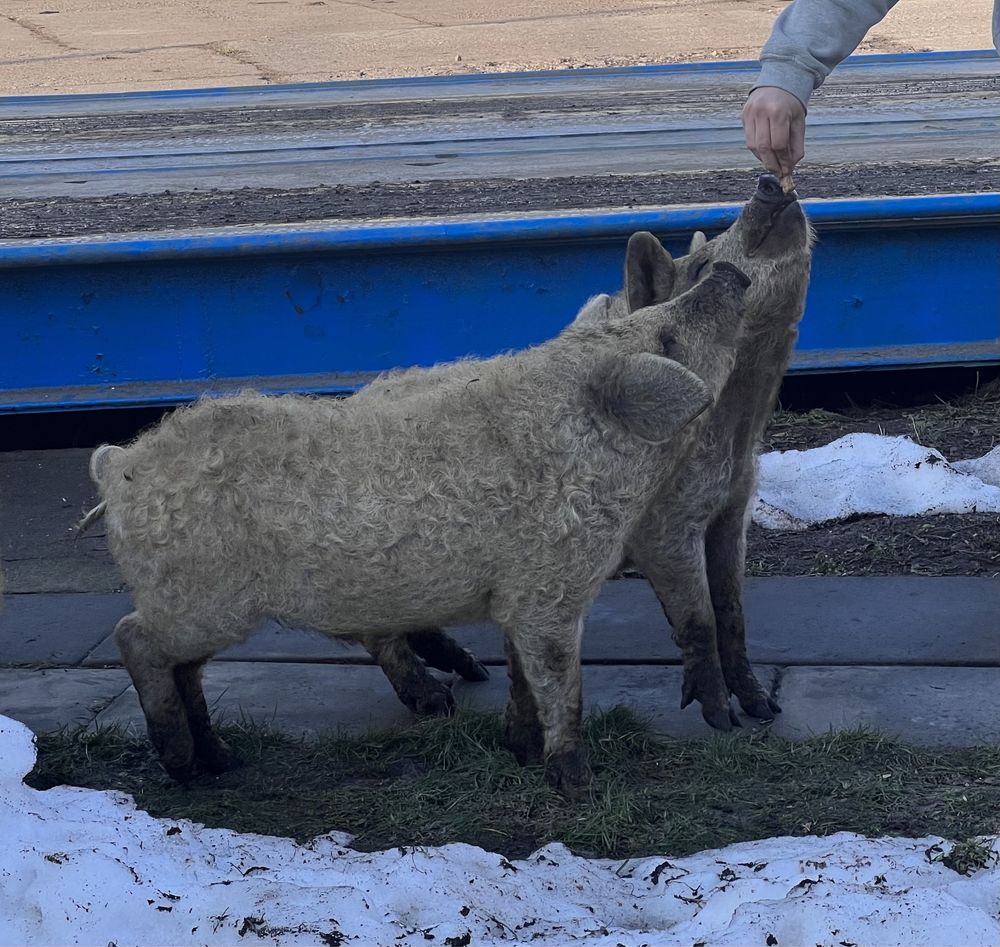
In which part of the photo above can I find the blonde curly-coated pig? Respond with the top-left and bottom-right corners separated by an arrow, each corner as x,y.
87,263 -> 751,791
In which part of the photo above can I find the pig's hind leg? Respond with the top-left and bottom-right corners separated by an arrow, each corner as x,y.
501,636 -> 544,767
173,660 -> 244,774
115,611 -> 197,782
705,507 -> 781,721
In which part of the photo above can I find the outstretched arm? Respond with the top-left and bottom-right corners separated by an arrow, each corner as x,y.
743,0 -> 901,176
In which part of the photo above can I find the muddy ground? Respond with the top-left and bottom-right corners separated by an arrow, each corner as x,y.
5,159 -> 998,239
26,714 -> 1000,859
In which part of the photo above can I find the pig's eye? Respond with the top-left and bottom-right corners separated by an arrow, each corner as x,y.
690,258 -> 709,282
659,331 -> 681,359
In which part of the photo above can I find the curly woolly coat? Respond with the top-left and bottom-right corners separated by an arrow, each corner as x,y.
90,264 -> 750,788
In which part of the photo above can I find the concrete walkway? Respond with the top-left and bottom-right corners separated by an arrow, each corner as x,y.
1,446 -> 999,745
0,0 -> 991,96
1,578 -> 999,745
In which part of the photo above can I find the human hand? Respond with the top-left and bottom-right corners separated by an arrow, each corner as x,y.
742,86 -> 806,178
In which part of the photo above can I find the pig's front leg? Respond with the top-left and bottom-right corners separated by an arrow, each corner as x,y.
705,505 -> 781,721
502,635 -> 544,767
503,616 -> 591,794
628,528 -> 738,731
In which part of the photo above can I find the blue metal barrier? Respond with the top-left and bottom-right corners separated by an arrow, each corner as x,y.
2,193 -> 998,413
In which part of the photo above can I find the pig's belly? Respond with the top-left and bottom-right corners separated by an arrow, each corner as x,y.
278,564 -> 492,638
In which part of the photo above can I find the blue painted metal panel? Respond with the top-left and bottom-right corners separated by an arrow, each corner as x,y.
1,194 -> 998,413
3,49 -> 994,113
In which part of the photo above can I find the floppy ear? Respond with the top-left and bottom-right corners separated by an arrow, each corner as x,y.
571,293 -> 613,328
591,352 -> 713,443
625,232 -> 676,313
688,231 -> 708,254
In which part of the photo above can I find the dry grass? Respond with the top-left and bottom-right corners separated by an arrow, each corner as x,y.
27,709 -> 1000,859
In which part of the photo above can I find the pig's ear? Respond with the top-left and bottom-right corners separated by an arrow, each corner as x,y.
572,293 -> 613,327
591,353 -> 712,443
689,231 -> 708,254
625,232 -> 676,312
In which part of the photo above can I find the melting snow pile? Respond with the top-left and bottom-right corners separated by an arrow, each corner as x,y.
2,716 -> 998,946
753,434 -> 1000,529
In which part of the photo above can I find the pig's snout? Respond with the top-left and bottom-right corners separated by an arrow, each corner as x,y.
755,174 -> 794,204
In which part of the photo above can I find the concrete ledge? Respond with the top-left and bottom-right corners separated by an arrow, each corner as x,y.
773,666 -> 1000,747
90,663 -> 737,739
0,593 -> 131,666
0,667 -> 131,733
3,662 -> 995,747
3,576 -> 996,669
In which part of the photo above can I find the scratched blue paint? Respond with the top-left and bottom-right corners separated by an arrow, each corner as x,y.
1,194 -> 998,413
2,49 -> 991,110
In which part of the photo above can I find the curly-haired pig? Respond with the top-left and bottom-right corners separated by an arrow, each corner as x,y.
86,262 -> 751,791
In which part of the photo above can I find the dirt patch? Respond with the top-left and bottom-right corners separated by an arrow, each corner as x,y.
746,513 -> 999,578
764,381 -> 1000,459
26,711 -> 1000,859
3,160 -> 997,239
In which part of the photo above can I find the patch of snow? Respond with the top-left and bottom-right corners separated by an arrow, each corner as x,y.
2,715 -> 998,946
953,445 -> 1000,489
753,434 -> 1000,528
750,499 -> 810,531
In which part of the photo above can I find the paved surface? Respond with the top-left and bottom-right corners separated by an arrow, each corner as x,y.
1,586 -> 998,746
2,445 -> 998,745
0,0 -> 993,96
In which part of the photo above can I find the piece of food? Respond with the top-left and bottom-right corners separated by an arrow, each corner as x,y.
779,174 -> 796,194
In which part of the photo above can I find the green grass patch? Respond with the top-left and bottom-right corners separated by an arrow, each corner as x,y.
27,708 -> 1000,859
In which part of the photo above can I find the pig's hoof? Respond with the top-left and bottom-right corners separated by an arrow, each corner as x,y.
544,748 -> 592,797
702,702 -> 740,732
151,726 -> 196,783
680,661 -> 731,723
738,693 -> 782,721
680,665 -> 725,709
410,682 -> 456,717
453,652 -> 490,683
162,758 -> 196,784
503,713 -> 545,766
198,741 -> 244,775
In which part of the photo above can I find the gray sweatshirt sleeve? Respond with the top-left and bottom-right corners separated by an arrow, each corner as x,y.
753,0 -> 901,107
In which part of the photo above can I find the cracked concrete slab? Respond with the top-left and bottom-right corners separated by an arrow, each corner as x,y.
63,576 -> 1000,668
771,666 -> 1000,746
0,592 -> 131,666
7,661 -> 997,746
0,667 -> 131,734
93,663 -> 428,735
91,662 -> 756,738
